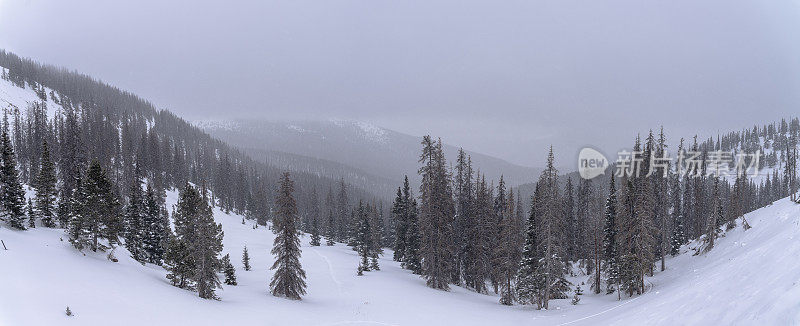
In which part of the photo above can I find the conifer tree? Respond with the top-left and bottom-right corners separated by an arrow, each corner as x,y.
34,139 -> 57,228
142,183 -> 168,265
516,182 -> 542,307
391,186 -> 407,262
165,183 -> 222,295
325,209 -> 335,246
355,201 -> 371,275
270,172 -> 307,300
495,187 -> 522,305
222,254 -> 238,286
404,197 -> 422,274
193,184 -> 224,299
602,176 -> 619,295
26,198 -> 35,228
534,146 -> 570,309
68,161 -> 122,252
669,140 -> 685,256
310,213 -> 321,246
698,177 -> 723,254
369,204 -> 383,271
518,147 -> 570,309
124,166 -> 147,263
417,136 -> 455,290
242,245 -> 251,271
0,119 -> 27,230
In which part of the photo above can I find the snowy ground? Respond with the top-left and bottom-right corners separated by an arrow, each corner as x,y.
2,189 -> 800,326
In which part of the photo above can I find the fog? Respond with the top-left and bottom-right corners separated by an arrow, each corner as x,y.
1,0 -> 798,167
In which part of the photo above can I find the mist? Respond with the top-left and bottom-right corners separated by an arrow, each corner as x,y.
1,0 -> 798,167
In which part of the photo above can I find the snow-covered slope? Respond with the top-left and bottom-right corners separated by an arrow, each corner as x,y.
2,191 -> 799,326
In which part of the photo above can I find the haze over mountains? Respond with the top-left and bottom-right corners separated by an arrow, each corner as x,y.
197,119 -> 543,191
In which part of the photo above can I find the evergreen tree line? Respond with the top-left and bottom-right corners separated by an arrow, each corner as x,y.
388,125 -> 799,309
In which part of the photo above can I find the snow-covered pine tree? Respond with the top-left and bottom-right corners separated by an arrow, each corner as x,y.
489,176 -> 507,293
518,146 -> 569,309
194,183 -> 224,299
495,187 -> 522,305
325,209 -> 335,246
165,184 -> 199,290
698,176 -> 723,254
242,245 -> 251,271
655,127 -> 671,272
602,175 -> 619,295
307,187 -> 321,244
516,181 -> 542,307
465,174 -> 491,293
336,179 -> 349,243
124,166 -> 147,263
404,196 -> 422,274
310,214 -> 321,246
669,139 -> 685,256
222,253 -> 237,286
355,201 -> 371,275
26,198 -> 35,228
562,177 -> 575,261
0,117 -> 27,230
34,139 -> 57,228
453,149 -> 473,285
368,203 -> 383,271
142,183 -> 168,265
417,136 -> 455,290
534,146 -> 570,309
68,161 -> 122,252
391,186 -> 407,262
270,172 -> 307,300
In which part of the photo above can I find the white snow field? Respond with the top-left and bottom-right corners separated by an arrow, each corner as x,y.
2,189 -> 800,326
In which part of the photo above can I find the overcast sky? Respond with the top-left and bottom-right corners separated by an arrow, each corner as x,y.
1,0 -> 799,167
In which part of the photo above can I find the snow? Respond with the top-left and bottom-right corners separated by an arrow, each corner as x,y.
0,69 -> 63,120
2,189 -> 800,325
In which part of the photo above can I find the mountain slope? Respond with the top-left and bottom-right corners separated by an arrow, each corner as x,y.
197,119 -> 543,188
3,188 -> 798,326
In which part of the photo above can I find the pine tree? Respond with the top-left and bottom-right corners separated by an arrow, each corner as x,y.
325,209 -> 335,246
165,183 -> 222,295
270,172 -> 307,300
310,213 -> 321,246
602,175 -> 619,295
193,184 -> 224,299
124,166 -> 147,263
391,186 -> 407,262
222,254 -> 238,286
142,183 -> 168,265
0,118 -> 27,230
489,176 -> 507,293
68,161 -> 122,252
518,147 -> 570,309
669,139 -> 685,256
417,136 -> 455,290
404,197 -> 422,274
453,149 -> 473,285
516,181 -> 542,307
355,201 -> 371,275
242,245 -> 251,271
369,203 -> 383,271
34,139 -> 57,228
495,187 -> 522,305
26,198 -> 35,229
698,177 -> 723,254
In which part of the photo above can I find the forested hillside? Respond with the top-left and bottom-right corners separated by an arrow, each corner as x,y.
0,50 -> 381,237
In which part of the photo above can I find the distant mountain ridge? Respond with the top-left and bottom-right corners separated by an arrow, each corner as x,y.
197,119 -> 543,189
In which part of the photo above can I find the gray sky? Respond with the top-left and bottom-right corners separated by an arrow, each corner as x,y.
1,0 -> 799,168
